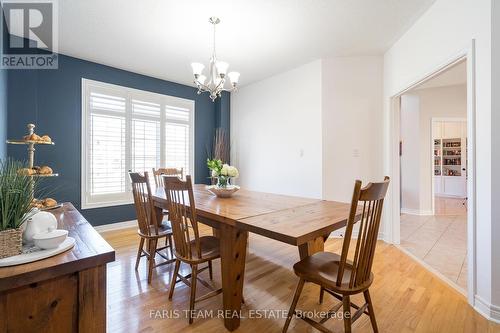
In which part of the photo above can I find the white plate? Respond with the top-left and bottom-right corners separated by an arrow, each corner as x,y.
0,237 -> 75,267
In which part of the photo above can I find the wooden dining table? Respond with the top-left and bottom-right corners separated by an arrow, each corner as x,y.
152,184 -> 359,331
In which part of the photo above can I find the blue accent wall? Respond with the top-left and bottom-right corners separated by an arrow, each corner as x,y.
7,50 -> 230,225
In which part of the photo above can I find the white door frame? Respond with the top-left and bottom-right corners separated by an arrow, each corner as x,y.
389,40 -> 476,304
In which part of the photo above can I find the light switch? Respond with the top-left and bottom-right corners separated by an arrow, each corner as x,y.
353,149 -> 360,158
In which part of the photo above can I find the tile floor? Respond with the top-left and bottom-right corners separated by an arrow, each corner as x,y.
400,197 -> 467,291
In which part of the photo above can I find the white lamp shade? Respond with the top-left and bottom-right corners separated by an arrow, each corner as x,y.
216,61 -> 229,75
197,74 -> 207,85
228,72 -> 240,84
191,62 -> 205,75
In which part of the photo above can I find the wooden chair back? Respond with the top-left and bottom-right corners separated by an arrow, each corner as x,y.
129,171 -> 159,237
337,176 -> 390,289
153,168 -> 184,187
163,175 -> 201,260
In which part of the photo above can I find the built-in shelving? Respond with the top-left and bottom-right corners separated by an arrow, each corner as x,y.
432,120 -> 467,198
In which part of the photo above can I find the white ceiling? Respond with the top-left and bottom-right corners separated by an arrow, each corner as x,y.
53,0 -> 436,86
415,60 -> 467,90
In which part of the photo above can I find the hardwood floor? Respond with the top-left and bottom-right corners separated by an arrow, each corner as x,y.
101,225 -> 500,333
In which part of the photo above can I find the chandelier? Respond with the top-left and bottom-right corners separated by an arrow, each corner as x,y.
191,17 -> 240,102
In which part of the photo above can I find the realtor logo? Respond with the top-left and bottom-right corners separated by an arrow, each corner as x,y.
1,0 -> 58,69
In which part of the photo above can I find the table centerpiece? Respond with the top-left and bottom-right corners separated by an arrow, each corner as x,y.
206,158 -> 240,198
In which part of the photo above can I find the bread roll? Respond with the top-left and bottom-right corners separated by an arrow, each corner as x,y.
41,135 -> 52,143
29,134 -> 42,141
39,166 -> 53,175
43,198 -> 57,207
18,168 -> 35,176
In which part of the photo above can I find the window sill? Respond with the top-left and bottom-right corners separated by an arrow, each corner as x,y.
81,200 -> 133,210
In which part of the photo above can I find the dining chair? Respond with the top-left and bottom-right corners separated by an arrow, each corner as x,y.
153,167 -> 184,187
283,176 -> 390,333
129,171 -> 175,284
164,175 -> 222,324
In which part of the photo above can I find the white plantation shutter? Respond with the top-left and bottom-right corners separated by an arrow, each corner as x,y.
82,79 -> 195,208
131,98 -> 161,173
165,106 -> 191,175
90,114 -> 126,195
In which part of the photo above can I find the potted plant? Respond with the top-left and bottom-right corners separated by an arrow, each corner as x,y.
206,158 -> 240,197
0,159 -> 41,258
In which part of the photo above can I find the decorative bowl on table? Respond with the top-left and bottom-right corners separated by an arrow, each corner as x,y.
206,185 -> 240,198
33,228 -> 68,250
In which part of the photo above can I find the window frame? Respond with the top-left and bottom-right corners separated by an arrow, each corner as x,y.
81,78 -> 195,209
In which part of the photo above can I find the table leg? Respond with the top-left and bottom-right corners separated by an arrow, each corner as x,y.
220,224 -> 248,331
298,234 -> 330,260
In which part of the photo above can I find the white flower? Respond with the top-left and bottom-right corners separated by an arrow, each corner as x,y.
220,164 -> 230,176
211,169 -> 218,177
227,166 -> 239,178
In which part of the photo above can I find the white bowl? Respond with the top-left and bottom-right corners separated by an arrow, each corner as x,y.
33,229 -> 68,249
206,185 -> 240,198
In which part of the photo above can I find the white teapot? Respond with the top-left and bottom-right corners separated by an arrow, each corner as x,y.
22,211 -> 58,245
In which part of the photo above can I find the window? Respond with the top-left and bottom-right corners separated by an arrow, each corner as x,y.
81,79 -> 195,209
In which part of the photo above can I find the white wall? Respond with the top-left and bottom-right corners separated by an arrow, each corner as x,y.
383,0 -> 496,320
400,94 -> 421,213
322,56 -> 384,203
230,60 -> 323,198
231,57 -> 384,201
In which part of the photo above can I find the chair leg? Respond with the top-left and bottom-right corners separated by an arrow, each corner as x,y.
135,238 -> 144,270
282,278 -> 305,333
208,260 -> 213,280
168,259 -> 181,300
364,289 -> 378,333
319,286 -> 325,304
147,238 -> 157,284
189,264 -> 198,324
168,234 -> 174,258
342,295 -> 352,333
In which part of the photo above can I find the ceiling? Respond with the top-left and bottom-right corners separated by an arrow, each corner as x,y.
415,60 -> 467,90
49,0 -> 436,86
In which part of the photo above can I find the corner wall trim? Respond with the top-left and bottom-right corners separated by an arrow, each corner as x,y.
94,220 -> 136,233
474,295 -> 500,324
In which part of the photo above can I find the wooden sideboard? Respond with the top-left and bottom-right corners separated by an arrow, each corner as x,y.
0,203 -> 115,333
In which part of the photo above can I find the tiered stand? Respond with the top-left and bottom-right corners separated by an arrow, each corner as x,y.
6,123 -> 58,199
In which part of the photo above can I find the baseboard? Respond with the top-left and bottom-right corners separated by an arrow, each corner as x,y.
400,208 -> 434,216
474,295 -> 500,324
94,220 -> 136,233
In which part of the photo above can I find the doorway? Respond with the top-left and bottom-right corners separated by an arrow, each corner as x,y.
397,59 -> 470,294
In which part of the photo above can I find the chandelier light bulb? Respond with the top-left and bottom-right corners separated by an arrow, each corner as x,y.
227,72 -> 240,85
216,61 -> 229,76
191,62 -> 205,76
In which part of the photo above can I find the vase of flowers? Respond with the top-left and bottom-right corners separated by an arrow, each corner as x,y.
206,159 -> 240,197
0,159 -> 43,258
